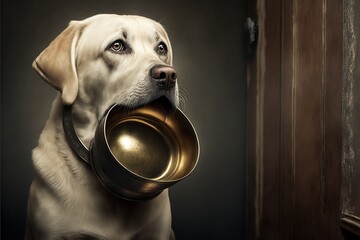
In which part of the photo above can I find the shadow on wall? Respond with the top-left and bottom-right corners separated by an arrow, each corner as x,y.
1,0 -> 247,239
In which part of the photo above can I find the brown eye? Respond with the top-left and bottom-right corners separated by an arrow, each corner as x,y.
110,40 -> 126,53
157,42 -> 168,55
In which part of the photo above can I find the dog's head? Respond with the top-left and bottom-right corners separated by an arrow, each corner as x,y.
33,14 -> 179,117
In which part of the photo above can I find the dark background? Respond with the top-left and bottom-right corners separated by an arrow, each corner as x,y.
1,0 -> 247,239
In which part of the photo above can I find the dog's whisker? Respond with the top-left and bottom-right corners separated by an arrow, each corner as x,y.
178,84 -> 189,110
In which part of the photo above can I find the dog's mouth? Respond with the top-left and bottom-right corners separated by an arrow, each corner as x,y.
128,95 -> 176,111
103,95 -> 177,120
111,94 -> 178,112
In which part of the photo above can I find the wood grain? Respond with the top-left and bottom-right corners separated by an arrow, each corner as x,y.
246,0 -> 344,239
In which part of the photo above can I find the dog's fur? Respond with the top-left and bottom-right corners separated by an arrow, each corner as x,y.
26,14 -> 179,240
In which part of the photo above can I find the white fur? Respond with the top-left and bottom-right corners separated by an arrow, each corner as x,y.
26,14 -> 178,240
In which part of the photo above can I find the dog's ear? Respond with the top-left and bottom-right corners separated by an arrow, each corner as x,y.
32,21 -> 84,105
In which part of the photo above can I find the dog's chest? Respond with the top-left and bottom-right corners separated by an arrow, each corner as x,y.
30,103 -> 172,239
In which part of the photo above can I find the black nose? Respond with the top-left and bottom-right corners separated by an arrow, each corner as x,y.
150,65 -> 177,90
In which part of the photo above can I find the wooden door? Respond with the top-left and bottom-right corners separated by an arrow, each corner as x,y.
246,0 -> 360,239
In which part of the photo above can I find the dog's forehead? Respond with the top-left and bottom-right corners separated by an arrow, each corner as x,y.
81,15 -> 167,42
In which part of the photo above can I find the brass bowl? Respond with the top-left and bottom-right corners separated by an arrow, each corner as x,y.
90,97 -> 199,200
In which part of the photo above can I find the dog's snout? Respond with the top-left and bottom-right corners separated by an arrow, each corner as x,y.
150,65 -> 177,90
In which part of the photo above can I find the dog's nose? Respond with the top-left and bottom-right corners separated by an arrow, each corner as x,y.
150,65 -> 177,90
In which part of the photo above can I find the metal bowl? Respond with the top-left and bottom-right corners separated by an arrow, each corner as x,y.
90,97 -> 200,201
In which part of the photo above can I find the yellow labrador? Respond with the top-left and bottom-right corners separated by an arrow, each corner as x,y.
26,14 -> 178,240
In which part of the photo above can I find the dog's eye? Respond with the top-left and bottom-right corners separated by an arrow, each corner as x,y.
110,40 -> 126,53
156,42 -> 168,55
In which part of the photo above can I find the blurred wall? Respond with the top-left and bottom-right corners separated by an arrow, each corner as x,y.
1,0 -> 247,239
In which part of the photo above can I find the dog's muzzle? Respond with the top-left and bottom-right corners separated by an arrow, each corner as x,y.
63,96 -> 199,201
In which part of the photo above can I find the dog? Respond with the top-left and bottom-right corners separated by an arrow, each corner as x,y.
26,14 -> 179,240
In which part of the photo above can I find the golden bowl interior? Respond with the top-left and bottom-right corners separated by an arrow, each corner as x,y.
105,98 -> 199,182
107,118 -> 179,180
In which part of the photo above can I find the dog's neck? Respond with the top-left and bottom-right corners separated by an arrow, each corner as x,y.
71,99 -> 99,148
